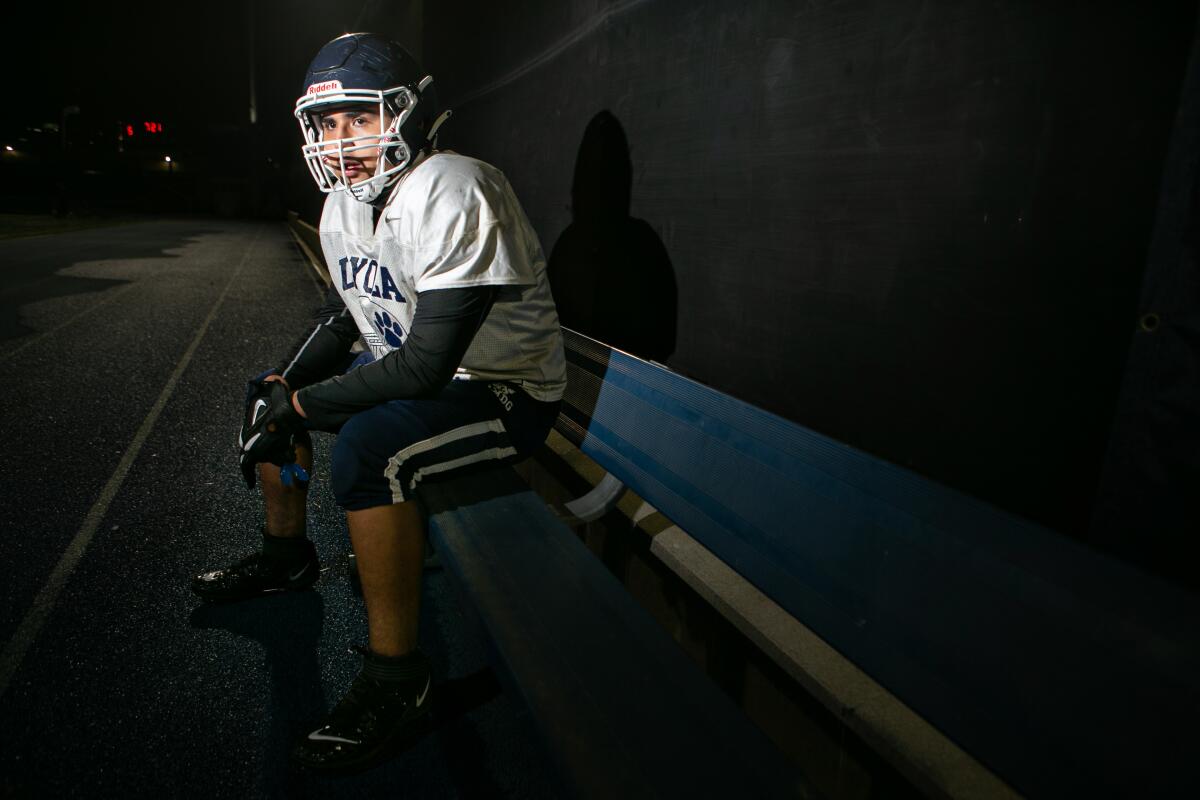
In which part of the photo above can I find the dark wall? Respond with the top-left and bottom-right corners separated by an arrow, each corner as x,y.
417,0 -> 1197,551
1092,25 -> 1200,587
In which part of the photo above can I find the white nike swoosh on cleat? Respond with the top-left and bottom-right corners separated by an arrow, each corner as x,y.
251,398 -> 268,425
306,728 -> 361,745
415,676 -> 430,708
288,563 -> 311,582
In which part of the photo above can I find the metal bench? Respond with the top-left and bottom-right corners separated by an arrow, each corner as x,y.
422,465 -> 809,799
541,328 -> 1200,800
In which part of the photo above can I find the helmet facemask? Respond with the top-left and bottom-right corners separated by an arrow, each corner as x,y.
295,84 -> 420,204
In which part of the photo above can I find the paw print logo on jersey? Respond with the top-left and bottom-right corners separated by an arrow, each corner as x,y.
373,311 -> 406,348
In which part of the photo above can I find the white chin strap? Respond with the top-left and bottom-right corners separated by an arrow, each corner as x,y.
346,173 -> 386,203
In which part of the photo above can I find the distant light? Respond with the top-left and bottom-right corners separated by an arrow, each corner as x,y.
164,156 -> 172,163
126,125 -> 134,137
4,146 -> 12,152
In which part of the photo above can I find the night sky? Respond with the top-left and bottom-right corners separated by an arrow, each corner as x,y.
6,0 -> 397,166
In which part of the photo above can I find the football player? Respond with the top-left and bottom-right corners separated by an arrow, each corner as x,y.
192,32 -> 566,772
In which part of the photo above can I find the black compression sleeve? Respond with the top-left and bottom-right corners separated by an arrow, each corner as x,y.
276,285 -> 361,389
296,286 -> 499,430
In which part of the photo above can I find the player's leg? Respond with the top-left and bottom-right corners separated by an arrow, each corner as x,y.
291,381 -> 558,771
290,406 -> 440,771
286,502 -> 433,771
261,430 -> 314,537
191,429 -> 321,602
347,500 -> 425,656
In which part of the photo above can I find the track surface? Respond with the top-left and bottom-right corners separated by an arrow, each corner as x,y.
0,219 -> 561,798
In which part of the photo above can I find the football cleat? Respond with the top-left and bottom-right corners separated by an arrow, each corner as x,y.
191,542 -> 320,603
292,647 -> 433,772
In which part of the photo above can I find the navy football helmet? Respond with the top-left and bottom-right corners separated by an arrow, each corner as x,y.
295,33 -> 450,203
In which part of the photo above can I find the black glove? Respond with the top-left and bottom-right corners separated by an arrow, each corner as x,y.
238,378 -> 304,489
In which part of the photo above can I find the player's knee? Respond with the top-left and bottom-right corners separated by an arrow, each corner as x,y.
331,414 -> 380,508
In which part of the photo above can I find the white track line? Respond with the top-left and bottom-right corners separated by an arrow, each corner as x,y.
0,227 -> 263,697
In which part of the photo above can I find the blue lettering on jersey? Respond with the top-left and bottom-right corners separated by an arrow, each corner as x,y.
380,267 -> 401,301
366,260 -> 382,298
347,256 -> 367,290
336,254 -> 406,302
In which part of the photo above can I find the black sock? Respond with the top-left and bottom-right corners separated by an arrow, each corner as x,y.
362,648 -> 429,684
261,530 -> 312,562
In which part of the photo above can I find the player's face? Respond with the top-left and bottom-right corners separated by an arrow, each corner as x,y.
317,107 -> 394,184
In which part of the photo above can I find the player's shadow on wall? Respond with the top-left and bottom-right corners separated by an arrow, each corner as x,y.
548,111 -> 677,362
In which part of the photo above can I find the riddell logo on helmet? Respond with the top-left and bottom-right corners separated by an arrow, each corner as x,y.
307,80 -> 344,95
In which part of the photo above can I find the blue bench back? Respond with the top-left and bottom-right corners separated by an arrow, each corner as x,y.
557,328 -> 1200,799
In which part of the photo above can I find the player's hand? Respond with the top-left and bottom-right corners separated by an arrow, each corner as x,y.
238,379 -> 304,489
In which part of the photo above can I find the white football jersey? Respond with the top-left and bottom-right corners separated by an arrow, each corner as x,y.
318,153 -> 566,402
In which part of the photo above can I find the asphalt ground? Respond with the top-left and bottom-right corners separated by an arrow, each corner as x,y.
0,213 -> 149,242
0,220 -> 562,798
